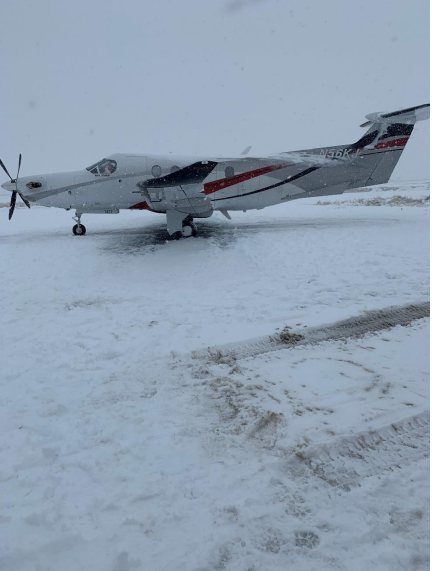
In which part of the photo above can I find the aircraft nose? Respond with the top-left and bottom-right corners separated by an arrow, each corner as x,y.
1,180 -> 14,192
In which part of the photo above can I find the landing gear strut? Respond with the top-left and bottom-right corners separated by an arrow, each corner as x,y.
72,213 -> 86,236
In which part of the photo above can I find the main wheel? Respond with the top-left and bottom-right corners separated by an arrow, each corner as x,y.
73,223 -> 86,236
182,221 -> 197,238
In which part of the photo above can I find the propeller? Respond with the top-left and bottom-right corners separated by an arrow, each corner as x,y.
0,154 -> 31,220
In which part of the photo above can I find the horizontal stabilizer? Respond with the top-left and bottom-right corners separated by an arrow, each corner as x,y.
360,103 -> 429,127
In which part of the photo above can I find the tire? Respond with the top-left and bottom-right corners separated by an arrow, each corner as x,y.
73,224 -> 86,236
182,221 -> 197,238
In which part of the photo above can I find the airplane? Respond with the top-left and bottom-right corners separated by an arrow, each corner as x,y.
1,103 -> 429,239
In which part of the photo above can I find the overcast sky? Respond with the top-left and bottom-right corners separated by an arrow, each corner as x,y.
1,0 -> 429,180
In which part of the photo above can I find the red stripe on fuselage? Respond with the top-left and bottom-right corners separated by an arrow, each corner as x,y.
374,137 -> 409,150
130,200 -> 151,210
202,163 -> 291,195
129,201 -> 165,213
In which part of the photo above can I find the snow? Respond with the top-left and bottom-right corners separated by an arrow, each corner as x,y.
0,181 -> 429,570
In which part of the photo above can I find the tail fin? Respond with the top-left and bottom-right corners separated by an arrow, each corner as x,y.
347,103 -> 429,186
354,103 -> 429,150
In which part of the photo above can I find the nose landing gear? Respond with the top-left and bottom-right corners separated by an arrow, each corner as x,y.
72,213 -> 86,236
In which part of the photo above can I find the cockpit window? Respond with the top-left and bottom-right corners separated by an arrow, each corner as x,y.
86,159 -> 117,176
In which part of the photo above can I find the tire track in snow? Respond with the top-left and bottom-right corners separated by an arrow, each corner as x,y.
193,301 -> 430,362
286,412 -> 430,491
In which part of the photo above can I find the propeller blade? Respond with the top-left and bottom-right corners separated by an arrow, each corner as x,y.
18,192 -> 31,209
9,191 -> 17,220
16,154 -> 22,181
0,159 -> 13,181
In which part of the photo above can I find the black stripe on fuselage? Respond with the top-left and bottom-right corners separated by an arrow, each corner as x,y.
211,166 -> 320,202
350,130 -> 380,150
379,123 -> 414,140
211,146 -> 405,203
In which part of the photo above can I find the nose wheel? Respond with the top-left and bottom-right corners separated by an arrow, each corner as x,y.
72,213 -> 86,236
73,223 -> 86,236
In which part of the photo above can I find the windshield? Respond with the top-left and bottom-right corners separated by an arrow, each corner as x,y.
86,159 -> 117,176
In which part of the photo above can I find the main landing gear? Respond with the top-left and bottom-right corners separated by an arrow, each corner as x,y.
72,213 -> 86,236
168,215 -> 198,240
171,218 -> 197,240
182,218 -> 197,238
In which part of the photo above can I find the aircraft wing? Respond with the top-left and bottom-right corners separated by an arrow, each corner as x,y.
137,161 -> 218,190
134,160 -> 218,217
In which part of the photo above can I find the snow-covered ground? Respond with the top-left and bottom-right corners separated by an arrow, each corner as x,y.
0,181 -> 429,570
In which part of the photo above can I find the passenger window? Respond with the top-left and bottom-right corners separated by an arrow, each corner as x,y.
225,166 -> 234,179
152,165 -> 162,178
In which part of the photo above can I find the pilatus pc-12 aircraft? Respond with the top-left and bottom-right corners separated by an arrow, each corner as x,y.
2,103 -> 429,238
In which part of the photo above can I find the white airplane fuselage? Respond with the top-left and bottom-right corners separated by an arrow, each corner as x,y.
3,153 -> 323,214
2,103 -> 429,237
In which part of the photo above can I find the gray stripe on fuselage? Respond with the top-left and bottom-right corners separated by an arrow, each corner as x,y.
27,170 -> 149,202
